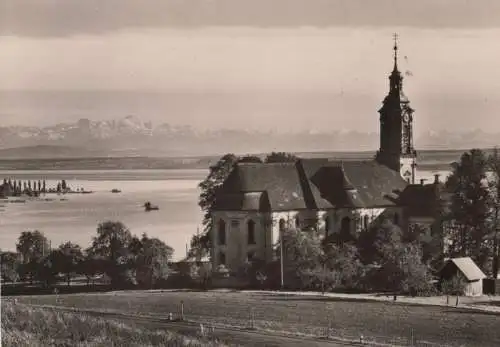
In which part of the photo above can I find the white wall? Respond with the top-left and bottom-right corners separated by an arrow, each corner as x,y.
211,205 -> 406,271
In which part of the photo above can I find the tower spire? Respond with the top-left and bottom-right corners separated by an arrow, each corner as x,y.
376,34 -> 417,184
393,32 -> 399,71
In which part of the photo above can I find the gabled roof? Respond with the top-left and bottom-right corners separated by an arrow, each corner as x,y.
445,257 -> 486,281
213,158 -> 410,211
214,162 -> 307,211
398,182 -> 448,218
301,159 -> 408,209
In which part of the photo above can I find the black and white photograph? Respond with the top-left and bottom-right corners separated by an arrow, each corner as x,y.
1,1 -> 500,346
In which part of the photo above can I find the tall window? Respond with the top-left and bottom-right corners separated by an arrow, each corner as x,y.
295,215 -> 300,228
219,251 -> 226,265
324,216 -> 330,236
247,220 -> 256,245
363,215 -> 370,230
279,219 -> 286,232
340,217 -> 351,239
393,213 -> 399,226
247,251 -> 255,262
218,219 -> 226,245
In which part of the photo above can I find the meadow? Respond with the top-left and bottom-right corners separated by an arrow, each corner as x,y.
14,290 -> 500,347
1,300 -> 228,347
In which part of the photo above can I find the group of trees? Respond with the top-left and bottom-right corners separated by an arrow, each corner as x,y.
265,217 -> 441,295
444,148 -> 500,277
0,221 -> 174,289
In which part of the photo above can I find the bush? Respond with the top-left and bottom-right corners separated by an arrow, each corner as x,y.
441,275 -> 467,296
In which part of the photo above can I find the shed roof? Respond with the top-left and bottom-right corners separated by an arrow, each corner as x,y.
446,257 -> 486,281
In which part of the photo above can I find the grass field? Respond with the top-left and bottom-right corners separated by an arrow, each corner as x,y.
12,290 -> 500,347
1,300 -> 227,347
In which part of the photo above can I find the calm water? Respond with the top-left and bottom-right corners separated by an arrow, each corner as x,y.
0,168 -> 448,260
0,169 -> 207,261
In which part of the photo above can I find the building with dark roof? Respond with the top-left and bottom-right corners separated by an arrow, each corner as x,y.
210,37 -> 443,272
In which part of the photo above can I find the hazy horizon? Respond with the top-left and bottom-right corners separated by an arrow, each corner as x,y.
1,1 -> 500,134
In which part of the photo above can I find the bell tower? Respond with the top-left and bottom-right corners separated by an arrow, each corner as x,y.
375,34 -> 417,184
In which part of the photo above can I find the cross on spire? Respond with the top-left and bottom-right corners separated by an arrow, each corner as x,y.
392,33 -> 399,71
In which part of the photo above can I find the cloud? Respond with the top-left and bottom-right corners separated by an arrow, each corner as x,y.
2,0 -> 500,37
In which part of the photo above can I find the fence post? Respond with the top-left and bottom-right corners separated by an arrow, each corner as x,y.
180,300 -> 184,321
410,327 -> 415,346
250,307 -> 255,330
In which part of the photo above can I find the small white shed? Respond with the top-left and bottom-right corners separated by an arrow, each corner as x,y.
440,257 -> 486,296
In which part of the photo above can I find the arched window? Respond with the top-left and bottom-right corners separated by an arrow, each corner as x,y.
279,219 -> 286,232
340,217 -> 351,239
218,219 -> 226,245
247,251 -> 255,262
219,251 -> 226,265
247,220 -> 256,245
363,215 -> 370,230
393,213 -> 399,226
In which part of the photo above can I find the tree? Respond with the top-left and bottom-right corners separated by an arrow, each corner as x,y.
238,155 -> 263,163
487,147 -> 500,278
79,251 -> 106,286
357,218 -> 403,265
323,242 -> 364,291
441,274 -> 467,296
0,251 -> 20,282
405,223 -> 444,274
132,233 -> 173,288
52,242 -> 84,287
361,219 -> 435,296
445,149 -> 492,270
190,153 -> 240,258
35,250 -> 59,288
16,231 -> 50,283
88,221 -> 135,288
264,152 -> 298,163
190,262 -> 213,289
280,227 -> 324,290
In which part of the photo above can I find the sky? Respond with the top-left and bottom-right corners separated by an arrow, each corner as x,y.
1,0 -> 500,134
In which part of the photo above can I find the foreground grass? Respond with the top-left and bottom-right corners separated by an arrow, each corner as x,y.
1,300 -> 224,347
15,290 -> 500,347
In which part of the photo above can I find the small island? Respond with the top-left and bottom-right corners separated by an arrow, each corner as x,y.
0,178 -> 93,199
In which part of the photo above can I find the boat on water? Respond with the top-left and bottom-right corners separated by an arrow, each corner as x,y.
144,201 -> 159,211
111,189 -> 122,193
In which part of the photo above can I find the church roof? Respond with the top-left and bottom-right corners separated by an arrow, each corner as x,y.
213,158 -> 409,211
398,182 -> 448,218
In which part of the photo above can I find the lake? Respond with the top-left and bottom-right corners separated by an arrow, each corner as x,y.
0,168 -> 449,261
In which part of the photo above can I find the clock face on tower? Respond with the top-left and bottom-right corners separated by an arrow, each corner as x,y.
403,112 -> 410,123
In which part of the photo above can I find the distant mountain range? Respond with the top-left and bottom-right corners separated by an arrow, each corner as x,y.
0,116 -> 499,159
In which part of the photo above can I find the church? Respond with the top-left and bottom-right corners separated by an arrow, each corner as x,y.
210,38 -> 443,272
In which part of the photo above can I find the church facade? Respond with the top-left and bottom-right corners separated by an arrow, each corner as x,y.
210,39 -> 441,272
